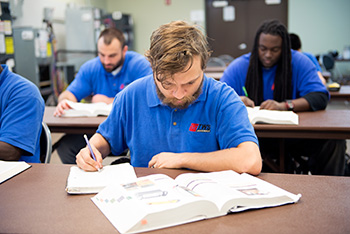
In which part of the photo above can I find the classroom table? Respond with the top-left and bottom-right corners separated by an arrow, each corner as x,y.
0,163 -> 349,234
45,107 -> 350,139
329,85 -> 350,101
254,109 -> 350,172
205,72 -> 223,80
44,107 -> 350,172
44,106 -> 105,134
204,66 -> 227,72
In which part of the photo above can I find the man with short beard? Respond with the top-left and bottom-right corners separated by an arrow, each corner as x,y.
76,21 -> 262,175
54,28 -> 152,164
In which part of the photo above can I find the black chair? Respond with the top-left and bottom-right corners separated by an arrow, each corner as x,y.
319,52 -> 343,82
40,122 -> 52,163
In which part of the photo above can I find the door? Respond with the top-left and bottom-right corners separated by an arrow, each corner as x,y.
205,0 -> 288,58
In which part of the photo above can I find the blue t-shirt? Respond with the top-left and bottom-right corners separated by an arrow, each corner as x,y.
0,65 -> 45,162
221,50 -> 328,100
97,74 -> 258,167
67,51 -> 152,101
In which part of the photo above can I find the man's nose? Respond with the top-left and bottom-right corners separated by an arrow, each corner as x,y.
172,86 -> 186,100
265,50 -> 272,57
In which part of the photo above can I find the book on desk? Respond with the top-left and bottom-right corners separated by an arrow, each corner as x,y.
246,106 -> 299,125
0,160 -> 31,184
62,100 -> 112,117
66,163 -> 137,194
91,170 -> 301,233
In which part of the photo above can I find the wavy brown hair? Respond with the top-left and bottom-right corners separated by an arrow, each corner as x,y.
145,21 -> 211,83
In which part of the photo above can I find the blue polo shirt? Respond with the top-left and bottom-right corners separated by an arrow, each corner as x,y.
221,50 -> 328,100
67,51 -> 152,101
302,51 -> 322,72
0,65 -> 45,162
97,74 -> 258,167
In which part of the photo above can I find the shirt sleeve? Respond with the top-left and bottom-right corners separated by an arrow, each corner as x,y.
215,83 -> 259,149
67,63 -> 94,101
220,56 -> 249,96
0,94 -> 44,156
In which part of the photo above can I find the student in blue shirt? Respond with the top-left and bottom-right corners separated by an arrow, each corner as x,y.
0,65 -> 45,163
76,21 -> 262,175
54,28 -> 152,164
221,19 -> 346,176
289,33 -> 326,85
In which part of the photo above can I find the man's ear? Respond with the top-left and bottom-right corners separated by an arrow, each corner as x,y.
122,45 -> 128,56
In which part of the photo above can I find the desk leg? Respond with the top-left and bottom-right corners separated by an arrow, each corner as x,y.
279,138 -> 285,172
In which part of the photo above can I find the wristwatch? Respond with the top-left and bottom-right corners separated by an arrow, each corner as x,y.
285,100 -> 294,111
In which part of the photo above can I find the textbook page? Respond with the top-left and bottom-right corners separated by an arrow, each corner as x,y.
62,100 -> 112,117
91,171 -> 301,233
92,174 -> 219,234
0,160 -> 31,184
175,170 -> 301,213
66,163 -> 137,194
246,106 -> 299,125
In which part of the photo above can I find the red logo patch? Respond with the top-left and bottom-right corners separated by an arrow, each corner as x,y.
189,123 -> 199,132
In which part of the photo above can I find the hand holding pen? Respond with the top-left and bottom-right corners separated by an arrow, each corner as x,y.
83,134 -> 101,172
241,86 -> 255,107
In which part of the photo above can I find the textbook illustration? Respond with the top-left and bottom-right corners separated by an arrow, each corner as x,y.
62,100 -> 112,117
91,170 -> 301,233
246,106 -> 299,125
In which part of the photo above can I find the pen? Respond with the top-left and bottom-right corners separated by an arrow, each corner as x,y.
242,86 -> 248,97
83,134 -> 100,172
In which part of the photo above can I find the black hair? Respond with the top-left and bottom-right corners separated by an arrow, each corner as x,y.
245,19 -> 292,105
289,33 -> 301,50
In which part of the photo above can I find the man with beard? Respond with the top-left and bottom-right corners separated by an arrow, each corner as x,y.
54,28 -> 152,164
76,21 -> 262,175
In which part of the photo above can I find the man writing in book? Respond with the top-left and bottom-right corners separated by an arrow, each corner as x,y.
0,65 -> 45,162
76,21 -> 262,175
53,28 -> 153,164
221,19 -> 346,175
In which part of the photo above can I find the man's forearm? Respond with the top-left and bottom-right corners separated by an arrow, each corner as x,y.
58,90 -> 78,103
0,141 -> 22,161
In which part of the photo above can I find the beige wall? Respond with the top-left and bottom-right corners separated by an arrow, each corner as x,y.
106,0 -> 204,54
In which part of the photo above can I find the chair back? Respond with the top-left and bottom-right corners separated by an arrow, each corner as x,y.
320,53 -> 335,71
218,54 -> 234,65
206,57 -> 227,67
40,122 -> 52,163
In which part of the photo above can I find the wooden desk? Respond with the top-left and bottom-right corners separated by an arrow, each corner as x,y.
204,66 -> 226,72
329,85 -> 350,101
254,109 -> 350,172
44,106 -> 106,134
254,109 -> 350,139
45,107 -> 350,139
44,107 -> 350,172
205,72 -> 223,80
0,164 -> 349,234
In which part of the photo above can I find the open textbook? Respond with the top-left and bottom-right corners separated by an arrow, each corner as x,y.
92,170 -> 301,234
0,160 -> 31,184
62,100 -> 112,117
246,106 -> 299,125
66,163 -> 137,194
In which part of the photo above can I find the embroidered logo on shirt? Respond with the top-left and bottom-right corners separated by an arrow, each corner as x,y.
120,84 -> 125,90
189,123 -> 211,133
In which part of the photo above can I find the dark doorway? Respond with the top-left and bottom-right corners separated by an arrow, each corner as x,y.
205,0 -> 288,58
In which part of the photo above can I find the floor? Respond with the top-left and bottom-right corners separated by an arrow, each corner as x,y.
49,99 -> 350,165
